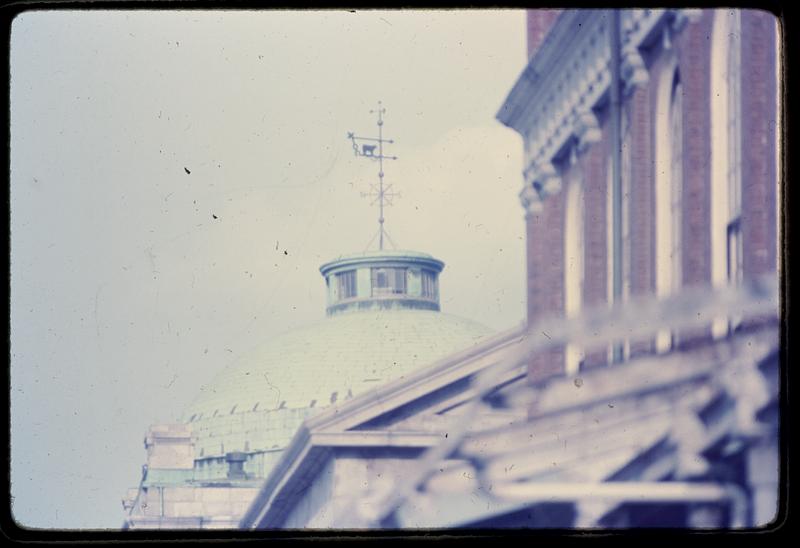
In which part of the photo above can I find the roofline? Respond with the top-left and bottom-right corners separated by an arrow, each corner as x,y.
319,250 -> 444,277
238,424 -> 314,528
305,322 -> 528,432
239,321 -> 528,529
496,9 -> 586,131
239,430 -> 442,528
242,320 -> 779,529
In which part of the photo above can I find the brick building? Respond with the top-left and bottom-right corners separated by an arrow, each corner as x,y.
240,9 -> 782,529
124,9 -> 782,530
498,9 -> 780,379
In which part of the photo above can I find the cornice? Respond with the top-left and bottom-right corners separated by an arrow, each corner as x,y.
497,9 -> 704,214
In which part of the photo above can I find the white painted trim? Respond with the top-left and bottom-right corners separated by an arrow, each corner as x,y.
654,52 -> 681,353
564,165 -> 585,375
710,9 -> 744,339
309,430 -> 441,448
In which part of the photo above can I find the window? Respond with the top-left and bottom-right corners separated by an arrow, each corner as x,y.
655,62 -> 683,353
371,267 -> 407,296
336,270 -> 357,300
564,165 -> 585,375
421,270 -> 438,299
669,73 -> 683,293
710,10 -> 743,337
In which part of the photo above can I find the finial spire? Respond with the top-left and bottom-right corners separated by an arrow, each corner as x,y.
347,101 -> 399,251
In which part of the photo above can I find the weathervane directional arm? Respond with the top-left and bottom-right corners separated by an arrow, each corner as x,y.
347,134 -> 393,143
347,133 -> 398,160
346,101 -> 400,251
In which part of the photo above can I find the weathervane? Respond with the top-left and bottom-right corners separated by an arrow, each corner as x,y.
347,101 -> 399,251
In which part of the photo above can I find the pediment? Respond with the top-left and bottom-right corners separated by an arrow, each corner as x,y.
302,323 -> 529,435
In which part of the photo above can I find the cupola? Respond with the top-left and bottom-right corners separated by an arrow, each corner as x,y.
319,250 -> 444,316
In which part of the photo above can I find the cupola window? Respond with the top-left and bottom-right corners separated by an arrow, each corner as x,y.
421,269 -> 439,299
319,251 -> 445,315
371,267 -> 407,296
336,270 -> 357,299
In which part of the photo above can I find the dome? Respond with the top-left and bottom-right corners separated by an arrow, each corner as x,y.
181,250 -> 492,467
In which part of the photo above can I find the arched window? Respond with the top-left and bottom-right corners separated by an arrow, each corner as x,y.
655,61 -> 683,353
710,10 -> 743,337
607,108 -> 632,362
669,73 -> 683,292
564,161 -> 585,375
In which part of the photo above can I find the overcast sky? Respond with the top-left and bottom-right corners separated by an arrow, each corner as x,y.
9,9 -> 526,529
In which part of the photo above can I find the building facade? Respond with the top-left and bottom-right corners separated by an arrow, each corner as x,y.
124,8 -> 783,530
498,8 -> 780,380
240,274 -> 779,529
239,8 -> 782,530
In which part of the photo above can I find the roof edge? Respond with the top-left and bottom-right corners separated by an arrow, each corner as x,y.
319,250 -> 444,276
238,322 -> 527,528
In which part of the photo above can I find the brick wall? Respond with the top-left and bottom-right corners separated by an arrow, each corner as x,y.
581,121 -> 611,369
526,10 -> 561,58
627,84 -> 655,358
525,185 -> 566,382
525,191 -> 565,323
677,12 -> 713,289
672,12 -> 714,347
519,10 -> 778,379
741,10 -> 778,279
628,85 -> 654,299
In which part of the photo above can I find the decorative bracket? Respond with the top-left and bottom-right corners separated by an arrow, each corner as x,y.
525,160 -> 561,198
718,357 -> 772,438
519,184 -> 544,215
621,46 -> 650,95
573,110 -> 602,154
672,9 -> 703,33
669,411 -> 712,478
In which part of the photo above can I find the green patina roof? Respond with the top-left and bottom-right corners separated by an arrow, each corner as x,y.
182,308 -> 491,459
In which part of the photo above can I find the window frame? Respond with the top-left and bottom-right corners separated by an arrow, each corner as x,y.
371,267 -> 408,297
336,270 -> 358,300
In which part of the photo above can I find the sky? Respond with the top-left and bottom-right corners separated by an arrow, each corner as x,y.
9,9 -> 527,529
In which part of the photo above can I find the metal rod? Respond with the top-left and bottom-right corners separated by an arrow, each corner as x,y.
378,101 -> 384,250
347,103 -> 398,251
348,135 -> 393,143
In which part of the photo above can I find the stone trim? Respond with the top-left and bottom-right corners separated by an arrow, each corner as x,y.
499,9 -> 705,211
